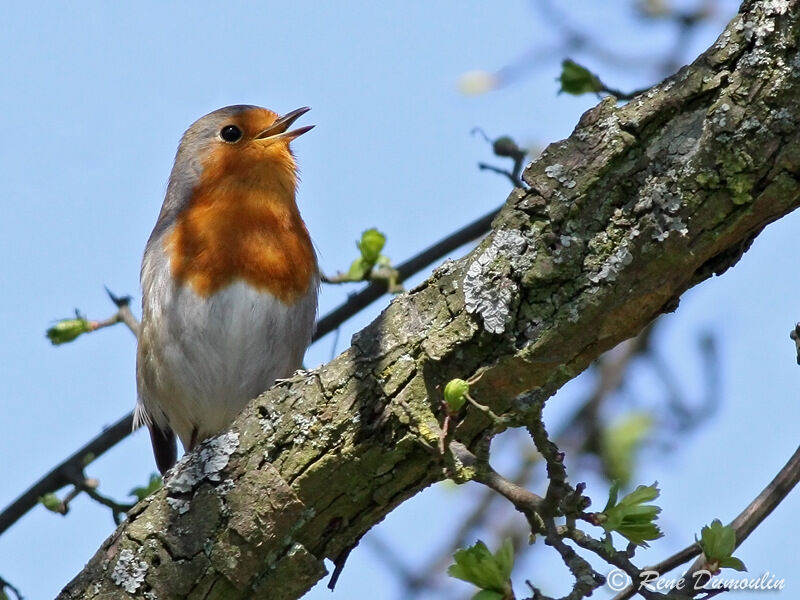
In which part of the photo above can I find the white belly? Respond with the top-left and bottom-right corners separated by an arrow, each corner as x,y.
136,276 -> 317,449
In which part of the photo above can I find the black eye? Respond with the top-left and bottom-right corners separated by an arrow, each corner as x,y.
220,124 -> 242,143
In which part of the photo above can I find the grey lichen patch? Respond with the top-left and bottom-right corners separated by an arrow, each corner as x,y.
165,431 -> 240,513
595,109 -> 637,153
111,548 -> 148,593
646,108 -> 704,161
464,229 -> 527,334
588,240 -> 634,284
763,0 -> 791,15
544,163 -> 577,188
290,413 -> 317,445
166,497 -> 191,515
634,175 -> 689,241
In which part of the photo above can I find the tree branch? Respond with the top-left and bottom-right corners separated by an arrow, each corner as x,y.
0,413 -> 132,537
57,2 -> 800,598
612,443 -> 800,599
314,206 -> 498,340
0,208 -> 498,537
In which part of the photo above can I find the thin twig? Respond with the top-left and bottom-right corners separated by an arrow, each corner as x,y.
0,574 -> 23,600
612,444 -> 800,600
104,287 -> 139,338
0,413 -> 132,536
0,208 -> 499,537
478,163 -> 523,188
789,322 -> 800,364
544,520 -> 605,600
314,207 -> 498,341
64,474 -> 134,526
599,84 -> 652,101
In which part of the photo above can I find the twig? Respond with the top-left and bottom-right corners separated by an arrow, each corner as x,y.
561,528 -> 665,600
789,322 -> 800,364
543,520 -> 605,600
611,444 -> 800,600
0,574 -> 23,600
598,84 -> 652,101
51,486 -> 82,515
104,287 -> 139,338
476,464 -> 545,522
0,413 -> 133,536
472,128 -> 528,188
65,474 -> 134,526
314,207 -> 498,341
379,442 -> 540,597
478,163 -> 523,188
0,208 -> 499,537
668,444 -> 800,598
524,398 -> 572,513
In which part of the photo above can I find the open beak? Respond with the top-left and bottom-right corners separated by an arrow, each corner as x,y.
255,106 -> 314,142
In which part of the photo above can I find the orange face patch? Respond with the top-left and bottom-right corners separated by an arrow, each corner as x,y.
165,112 -> 316,303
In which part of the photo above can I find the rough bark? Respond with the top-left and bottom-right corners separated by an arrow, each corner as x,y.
60,2 -> 800,598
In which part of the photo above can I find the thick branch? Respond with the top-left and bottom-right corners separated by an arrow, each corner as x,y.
60,2 -> 800,598
0,208 -> 497,536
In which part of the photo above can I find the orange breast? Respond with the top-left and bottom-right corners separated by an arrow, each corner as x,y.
164,177 -> 316,304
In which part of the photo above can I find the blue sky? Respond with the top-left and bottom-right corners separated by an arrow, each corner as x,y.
1,2 -> 797,599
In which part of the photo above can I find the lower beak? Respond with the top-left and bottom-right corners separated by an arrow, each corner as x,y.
255,106 -> 314,141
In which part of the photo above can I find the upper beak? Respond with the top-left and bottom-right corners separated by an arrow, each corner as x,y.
255,106 -> 314,142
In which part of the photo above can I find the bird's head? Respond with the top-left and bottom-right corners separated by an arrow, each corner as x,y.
166,105 -> 313,210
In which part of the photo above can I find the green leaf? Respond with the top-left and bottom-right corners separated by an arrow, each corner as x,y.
334,229 -> 396,284
493,538 -> 514,581
129,473 -> 163,501
346,256 -> 370,280
0,585 -> 9,600
357,228 -> 386,264
448,539 -> 514,595
700,519 -> 734,558
40,493 -> 63,513
46,316 -> 92,345
603,481 -> 621,512
558,59 -> 604,96
600,412 -> 653,486
444,378 -> 470,412
699,519 -> 746,571
600,482 -> 663,547
472,591 -> 504,600
719,557 -> 747,572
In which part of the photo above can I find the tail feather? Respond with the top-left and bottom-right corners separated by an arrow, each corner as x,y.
148,423 -> 177,474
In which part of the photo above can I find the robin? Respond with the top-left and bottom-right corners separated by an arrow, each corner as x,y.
134,105 -> 318,474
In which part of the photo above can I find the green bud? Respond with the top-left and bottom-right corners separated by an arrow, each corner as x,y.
46,317 -> 92,345
40,493 -> 63,513
699,519 -> 747,572
492,136 -> 520,158
444,378 -> 470,412
357,228 -> 386,264
346,257 -> 370,281
558,59 -> 604,96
